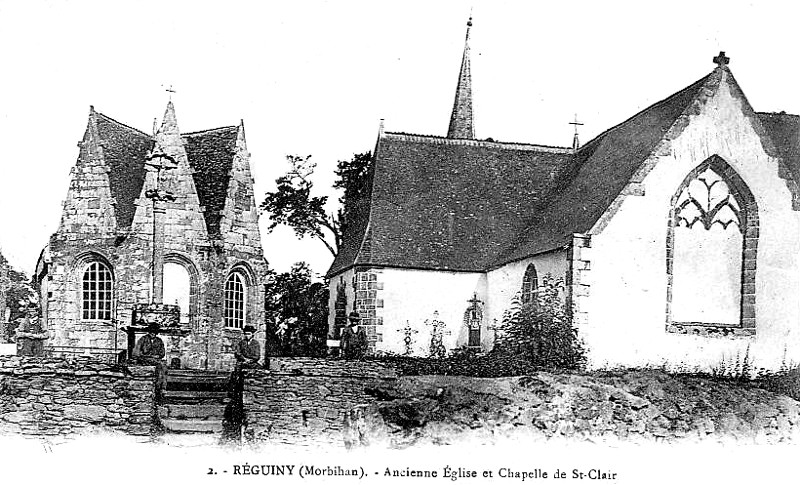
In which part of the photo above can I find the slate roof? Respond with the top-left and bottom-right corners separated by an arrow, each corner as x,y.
757,111 -> 800,184
497,73 -> 713,264
94,113 -> 152,230
183,127 -> 240,235
91,111 -> 238,235
329,66 -> 783,276
327,135 -> 574,275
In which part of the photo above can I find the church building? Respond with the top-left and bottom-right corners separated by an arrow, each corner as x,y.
327,18 -> 800,371
35,101 -> 267,370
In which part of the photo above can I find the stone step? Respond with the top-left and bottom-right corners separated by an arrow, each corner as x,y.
165,371 -> 230,393
162,390 -> 228,403
161,418 -> 223,434
168,369 -> 229,377
167,370 -> 230,381
159,404 -> 226,420
166,381 -> 229,393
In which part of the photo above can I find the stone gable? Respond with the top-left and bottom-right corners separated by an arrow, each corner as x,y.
37,103 -> 268,371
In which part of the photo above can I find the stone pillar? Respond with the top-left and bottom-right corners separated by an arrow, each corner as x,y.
152,201 -> 166,304
567,233 -> 592,327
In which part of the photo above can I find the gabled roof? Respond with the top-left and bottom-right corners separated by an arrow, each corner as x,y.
327,134 -> 574,275
330,64 -> 782,276
496,73 -> 715,264
90,110 -> 239,235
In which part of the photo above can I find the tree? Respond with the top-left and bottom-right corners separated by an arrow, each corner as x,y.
333,151 -> 373,234
259,152 -> 373,256
3,265 -> 37,340
263,262 -> 329,357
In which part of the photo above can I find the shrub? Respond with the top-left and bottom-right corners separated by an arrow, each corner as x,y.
368,349 -> 538,378
496,275 -> 586,370
756,365 -> 800,401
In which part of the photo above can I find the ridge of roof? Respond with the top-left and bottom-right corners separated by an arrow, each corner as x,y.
757,111 -> 800,118
383,131 -> 573,153
575,73 -> 713,155
182,125 -> 239,137
492,71 -> 715,267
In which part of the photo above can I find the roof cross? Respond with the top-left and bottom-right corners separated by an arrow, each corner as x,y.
165,84 -> 176,100
713,51 -> 730,67
570,114 -> 583,150
569,113 -> 583,130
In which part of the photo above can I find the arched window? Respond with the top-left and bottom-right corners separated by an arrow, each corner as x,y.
224,271 -> 247,329
164,262 -> 191,324
81,261 -> 113,321
521,263 -> 539,305
667,156 -> 758,332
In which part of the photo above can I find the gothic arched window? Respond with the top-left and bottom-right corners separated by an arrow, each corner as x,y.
521,263 -> 539,305
81,261 -> 113,321
224,271 -> 247,329
667,156 -> 758,333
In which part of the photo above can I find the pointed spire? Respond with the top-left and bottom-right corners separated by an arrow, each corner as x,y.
159,100 -> 179,136
447,16 -> 475,139
147,100 -> 183,173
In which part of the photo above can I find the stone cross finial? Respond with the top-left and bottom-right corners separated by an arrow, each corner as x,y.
713,51 -> 730,67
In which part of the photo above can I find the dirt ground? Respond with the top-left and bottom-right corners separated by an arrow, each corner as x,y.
346,370 -> 800,448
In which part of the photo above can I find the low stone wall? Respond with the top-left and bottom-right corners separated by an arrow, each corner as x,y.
0,356 -> 156,436
243,357 -> 397,446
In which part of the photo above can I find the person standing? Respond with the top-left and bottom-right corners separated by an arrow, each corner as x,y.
228,325 -> 262,400
234,325 -> 262,369
341,311 -> 368,359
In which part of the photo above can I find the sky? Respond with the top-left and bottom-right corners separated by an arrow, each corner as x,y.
1,0 -> 800,279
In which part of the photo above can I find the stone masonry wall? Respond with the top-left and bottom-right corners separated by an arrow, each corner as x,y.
40,107 -> 267,372
0,357 -> 156,436
243,357 -> 397,447
44,233 -> 266,371
353,269 -> 384,348
0,254 -> 8,342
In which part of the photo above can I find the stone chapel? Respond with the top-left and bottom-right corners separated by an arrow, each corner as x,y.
35,101 -> 268,370
327,18 -> 800,372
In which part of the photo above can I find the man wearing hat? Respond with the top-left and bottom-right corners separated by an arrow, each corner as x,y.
234,325 -> 262,369
340,311 -> 368,359
132,323 -> 166,397
228,325 -> 262,404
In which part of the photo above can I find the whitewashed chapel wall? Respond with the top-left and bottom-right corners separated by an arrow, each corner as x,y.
581,78 -> 800,371
485,251 -> 569,346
